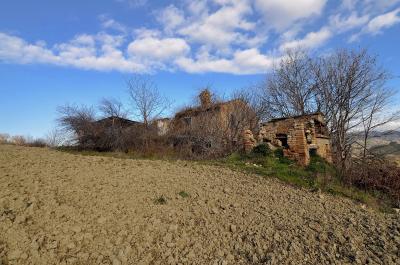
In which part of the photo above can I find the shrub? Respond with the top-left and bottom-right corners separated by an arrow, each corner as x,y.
0,133 -> 10,144
11,135 -> 27,146
252,144 -> 271,156
273,148 -> 284,158
307,155 -> 337,189
27,138 -> 47,148
347,158 -> 400,207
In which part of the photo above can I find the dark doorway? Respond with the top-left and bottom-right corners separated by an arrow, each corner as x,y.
309,148 -> 317,157
276,134 -> 288,148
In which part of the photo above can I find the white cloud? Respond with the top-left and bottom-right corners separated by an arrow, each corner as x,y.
99,15 -> 127,33
365,8 -> 400,34
0,32 -> 145,73
365,0 -> 400,12
232,48 -> 275,73
340,0 -> 358,10
127,37 -> 190,61
279,27 -> 332,51
254,0 -> 327,30
178,0 -> 257,51
0,33 -> 59,64
340,0 -> 400,13
329,12 -> 369,32
176,48 -> 275,74
185,0 -> 209,15
115,0 -> 147,8
133,28 -> 161,38
157,5 -> 185,33
1,0 -> 399,75
350,8 -> 400,42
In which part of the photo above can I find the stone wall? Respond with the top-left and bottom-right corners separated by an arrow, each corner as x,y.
258,113 -> 332,166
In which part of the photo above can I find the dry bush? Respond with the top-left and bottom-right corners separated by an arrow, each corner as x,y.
45,129 -> 68,147
57,104 -> 99,149
347,158 -> 400,207
137,136 -> 177,158
8,135 -> 48,148
26,138 -> 47,148
97,123 -> 148,152
11,135 -> 27,146
0,133 -> 10,144
168,99 -> 257,159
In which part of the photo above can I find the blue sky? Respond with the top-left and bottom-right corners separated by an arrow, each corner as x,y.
1,0 -> 400,137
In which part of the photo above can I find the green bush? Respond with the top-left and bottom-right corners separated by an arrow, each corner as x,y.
307,155 -> 335,174
252,144 -> 271,156
273,148 -> 284,158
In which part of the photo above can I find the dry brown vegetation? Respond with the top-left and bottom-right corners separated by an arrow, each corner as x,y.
348,158 -> 400,207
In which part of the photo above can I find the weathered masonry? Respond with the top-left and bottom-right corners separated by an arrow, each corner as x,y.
258,113 -> 332,166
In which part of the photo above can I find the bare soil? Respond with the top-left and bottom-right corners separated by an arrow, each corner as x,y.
0,145 -> 399,265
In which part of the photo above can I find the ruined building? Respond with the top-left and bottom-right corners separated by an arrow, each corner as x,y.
152,118 -> 171,136
258,113 -> 332,166
170,89 -> 257,154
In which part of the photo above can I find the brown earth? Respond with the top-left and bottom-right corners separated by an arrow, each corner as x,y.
0,144 -> 399,265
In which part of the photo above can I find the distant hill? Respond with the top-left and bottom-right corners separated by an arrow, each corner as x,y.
351,130 -> 400,163
370,141 -> 400,156
351,130 -> 400,147
368,130 -> 400,143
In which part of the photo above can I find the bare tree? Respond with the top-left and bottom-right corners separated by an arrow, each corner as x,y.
312,49 -> 393,171
225,99 -> 259,148
98,98 -> 127,118
359,88 -> 400,159
56,104 -> 97,148
255,48 -> 396,173
45,128 -> 68,147
11,135 -> 27,146
233,85 -> 271,122
127,76 -> 169,128
262,49 -> 316,117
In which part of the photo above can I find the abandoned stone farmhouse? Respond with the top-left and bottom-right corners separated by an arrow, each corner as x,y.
258,113 -> 332,165
169,90 -> 257,153
86,90 -> 332,165
93,116 -> 142,129
171,90 -> 257,137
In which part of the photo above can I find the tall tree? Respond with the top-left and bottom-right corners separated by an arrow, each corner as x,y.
263,50 -> 316,117
98,98 -> 127,119
127,76 -> 168,128
313,49 -> 393,171
257,48 -> 398,172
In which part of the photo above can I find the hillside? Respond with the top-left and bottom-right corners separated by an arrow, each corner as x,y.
352,131 -> 400,163
0,145 -> 399,264
370,141 -> 400,156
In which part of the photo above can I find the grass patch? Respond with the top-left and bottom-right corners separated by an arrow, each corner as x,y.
220,151 -> 391,212
155,195 -> 167,205
178,191 -> 190,198
223,151 -> 315,188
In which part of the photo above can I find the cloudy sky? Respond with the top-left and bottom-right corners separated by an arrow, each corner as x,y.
1,0 -> 400,136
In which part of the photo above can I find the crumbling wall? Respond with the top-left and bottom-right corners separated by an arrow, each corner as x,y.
285,122 -> 309,166
243,130 -> 256,153
154,119 -> 170,136
257,114 -> 332,166
315,137 -> 332,163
